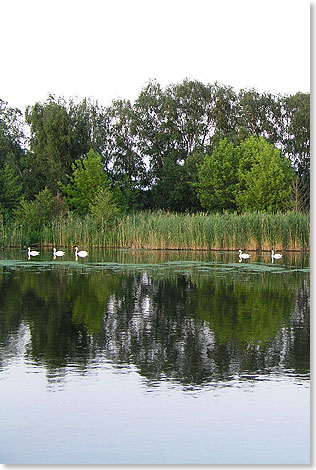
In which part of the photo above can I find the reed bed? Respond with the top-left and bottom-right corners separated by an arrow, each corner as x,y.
0,211 -> 310,251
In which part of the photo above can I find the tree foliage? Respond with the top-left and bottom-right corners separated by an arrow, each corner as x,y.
197,137 -> 295,213
0,99 -> 25,168
235,137 -> 295,212
24,96 -> 108,197
14,188 -> 67,233
196,139 -> 238,211
89,187 -> 121,229
0,79 -> 310,218
59,149 -> 114,216
0,163 -> 22,216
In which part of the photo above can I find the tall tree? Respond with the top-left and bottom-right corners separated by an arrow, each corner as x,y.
165,79 -> 217,156
24,96 -> 108,197
104,99 -> 147,208
133,80 -> 175,179
25,97 -> 79,195
282,92 -> 310,210
0,99 -> 25,172
211,83 -> 239,145
236,89 -> 282,145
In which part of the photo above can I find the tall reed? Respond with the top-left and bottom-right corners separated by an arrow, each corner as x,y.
0,211 -> 309,251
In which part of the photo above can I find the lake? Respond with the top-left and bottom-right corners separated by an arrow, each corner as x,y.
0,248 -> 310,464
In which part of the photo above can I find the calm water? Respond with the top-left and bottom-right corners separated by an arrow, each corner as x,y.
0,248 -> 310,464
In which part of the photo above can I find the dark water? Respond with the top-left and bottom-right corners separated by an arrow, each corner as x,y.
0,249 -> 310,464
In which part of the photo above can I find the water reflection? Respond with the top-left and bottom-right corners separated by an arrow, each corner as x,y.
0,251 -> 309,389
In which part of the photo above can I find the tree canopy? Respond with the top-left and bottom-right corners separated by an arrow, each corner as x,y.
0,79 -> 310,220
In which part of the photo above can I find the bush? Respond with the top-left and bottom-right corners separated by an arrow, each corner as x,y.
14,188 -> 67,235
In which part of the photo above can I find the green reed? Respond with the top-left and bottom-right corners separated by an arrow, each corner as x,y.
0,211 -> 309,251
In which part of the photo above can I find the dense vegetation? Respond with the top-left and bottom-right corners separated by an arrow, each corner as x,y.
0,210 -> 309,251
0,79 -> 310,249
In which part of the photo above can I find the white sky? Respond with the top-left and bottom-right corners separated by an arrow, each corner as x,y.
0,0 -> 311,111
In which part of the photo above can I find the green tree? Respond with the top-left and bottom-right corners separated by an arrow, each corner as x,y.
283,92 -> 310,210
166,79 -> 218,156
211,83 -> 239,145
0,163 -> 22,217
149,151 -> 203,212
14,188 -> 67,234
235,136 -> 295,212
196,139 -> 239,211
133,80 -> 174,178
59,149 -> 113,216
0,99 -> 25,167
104,100 -> 148,209
236,89 -> 283,145
25,97 -> 77,195
106,100 -> 147,183
89,187 -> 121,230
24,96 -> 108,197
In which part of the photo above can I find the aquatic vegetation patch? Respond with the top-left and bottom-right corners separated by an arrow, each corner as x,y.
0,258 -> 309,280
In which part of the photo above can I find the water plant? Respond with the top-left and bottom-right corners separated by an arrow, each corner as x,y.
0,211 -> 309,251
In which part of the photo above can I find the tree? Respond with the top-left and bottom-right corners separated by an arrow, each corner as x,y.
59,149 -> 114,216
133,80 -> 175,180
211,83 -> 239,145
196,137 -> 295,213
282,92 -> 310,210
236,89 -> 283,145
104,99 -> 148,207
1,82 -> 309,215
165,79 -> 217,156
150,153 -> 201,211
24,95 -> 109,197
14,188 -> 67,234
0,99 -> 25,161
235,137 -> 295,212
25,97 -> 76,195
196,139 -> 239,211
89,187 -> 121,230
0,163 -> 22,217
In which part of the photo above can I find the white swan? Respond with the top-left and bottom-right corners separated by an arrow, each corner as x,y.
271,249 -> 282,260
27,247 -> 40,257
74,246 -> 88,258
238,249 -> 250,259
53,248 -> 65,257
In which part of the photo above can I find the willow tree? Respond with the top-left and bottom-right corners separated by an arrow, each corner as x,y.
24,96 -> 108,197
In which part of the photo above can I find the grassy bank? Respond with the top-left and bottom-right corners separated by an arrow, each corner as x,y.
0,211 -> 310,251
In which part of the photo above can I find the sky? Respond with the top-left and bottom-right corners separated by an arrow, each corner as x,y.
0,0 -> 311,111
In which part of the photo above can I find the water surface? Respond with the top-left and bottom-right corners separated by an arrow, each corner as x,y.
0,249 -> 310,464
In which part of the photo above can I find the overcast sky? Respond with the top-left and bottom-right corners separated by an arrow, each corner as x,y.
0,0 -> 311,110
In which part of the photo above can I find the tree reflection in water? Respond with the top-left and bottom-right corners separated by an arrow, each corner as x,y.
0,262 -> 309,388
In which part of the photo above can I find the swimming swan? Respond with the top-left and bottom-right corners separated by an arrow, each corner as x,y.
53,248 -> 65,257
271,249 -> 282,260
238,249 -> 250,259
27,247 -> 40,257
74,246 -> 88,258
